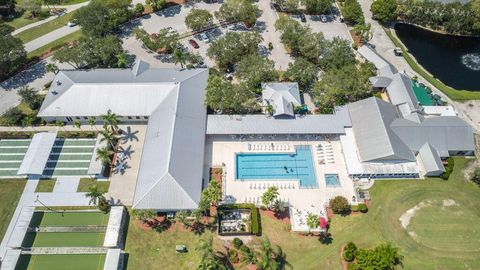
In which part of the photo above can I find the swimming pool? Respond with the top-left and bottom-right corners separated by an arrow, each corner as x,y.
325,174 -> 341,187
236,145 -> 317,188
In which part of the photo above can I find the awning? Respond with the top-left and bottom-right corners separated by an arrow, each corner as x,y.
17,132 -> 57,176
320,217 -> 328,229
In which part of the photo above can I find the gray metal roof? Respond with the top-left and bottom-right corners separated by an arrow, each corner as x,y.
133,68 -> 209,210
17,132 -> 57,175
370,76 -> 392,88
386,73 -> 421,116
390,116 -> 475,156
357,45 -> 398,77
38,61 -> 205,118
206,106 -> 351,135
262,82 -> 301,117
418,142 -> 445,175
348,97 -> 416,162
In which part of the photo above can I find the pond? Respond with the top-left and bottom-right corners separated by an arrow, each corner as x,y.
395,23 -> 480,91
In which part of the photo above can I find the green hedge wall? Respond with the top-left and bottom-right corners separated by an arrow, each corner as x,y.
218,203 -> 261,235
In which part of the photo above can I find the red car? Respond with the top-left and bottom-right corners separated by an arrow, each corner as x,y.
189,39 -> 199,49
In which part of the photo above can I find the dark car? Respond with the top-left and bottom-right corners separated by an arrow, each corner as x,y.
189,39 -> 199,49
300,14 -> 307,23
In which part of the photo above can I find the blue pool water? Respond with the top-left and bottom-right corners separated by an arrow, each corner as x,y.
236,146 -> 317,188
325,174 -> 341,187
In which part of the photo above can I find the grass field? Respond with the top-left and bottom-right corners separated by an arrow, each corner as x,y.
16,12 -> 75,43
124,158 -> 480,269
0,180 -> 26,243
29,211 -> 109,227
27,30 -> 83,59
22,232 -> 105,247
16,254 -> 105,270
5,10 -> 51,30
77,178 -> 110,193
34,179 -> 56,192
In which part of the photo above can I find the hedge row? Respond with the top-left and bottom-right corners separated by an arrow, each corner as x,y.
218,203 -> 261,235
440,157 -> 455,180
0,131 -> 98,139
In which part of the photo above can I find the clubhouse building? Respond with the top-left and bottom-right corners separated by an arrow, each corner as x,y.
36,60 -> 475,215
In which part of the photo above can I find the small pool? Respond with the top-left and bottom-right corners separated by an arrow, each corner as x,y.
236,145 -> 317,188
325,174 -> 341,187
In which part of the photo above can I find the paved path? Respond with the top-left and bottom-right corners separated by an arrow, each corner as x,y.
52,177 -> 80,193
24,247 -> 108,255
12,1 -> 90,36
24,25 -> 80,53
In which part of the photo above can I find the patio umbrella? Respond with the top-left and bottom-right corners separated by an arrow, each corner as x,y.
319,217 -> 328,229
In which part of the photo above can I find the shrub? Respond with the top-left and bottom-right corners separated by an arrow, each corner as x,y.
233,237 -> 243,249
228,248 -> 239,263
239,245 -> 250,254
343,242 -> 357,262
357,203 -> 368,213
329,196 -> 351,215
133,3 -> 144,17
440,157 -> 455,180
0,108 -> 25,126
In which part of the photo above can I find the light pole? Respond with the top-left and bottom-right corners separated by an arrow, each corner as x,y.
35,195 -> 65,217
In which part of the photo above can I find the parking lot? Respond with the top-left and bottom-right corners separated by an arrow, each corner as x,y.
122,0 -> 352,70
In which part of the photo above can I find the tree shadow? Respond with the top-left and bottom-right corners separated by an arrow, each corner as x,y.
1,61 -> 47,91
120,126 -> 140,142
159,5 -> 182,17
318,232 -> 333,245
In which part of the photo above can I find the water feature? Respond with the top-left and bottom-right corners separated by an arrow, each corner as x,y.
395,23 -> 480,91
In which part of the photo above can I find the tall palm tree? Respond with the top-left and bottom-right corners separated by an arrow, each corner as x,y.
257,238 -> 278,270
206,180 -> 222,206
172,48 -> 187,69
85,185 -> 105,205
99,129 -> 118,149
196,237 -> 226,270
100,109 -> 120,133
96,147 -> 113,166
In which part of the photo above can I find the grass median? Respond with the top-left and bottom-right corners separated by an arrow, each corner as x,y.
383,26 -> 480,101
16,12 -> 75,44
0,179 -> 27,243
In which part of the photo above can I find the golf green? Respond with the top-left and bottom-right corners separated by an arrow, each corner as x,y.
15,254 -> 106,270
22,232 -> 105,247
30,212 -> 109,227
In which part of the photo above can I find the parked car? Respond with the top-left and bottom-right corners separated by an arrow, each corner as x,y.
67,21 -> 77,27
189,39 -> 200,49
300,14 -> 307,23
200,33 -> 210,43
394,47 -> 402,56
320,15 -> 327,23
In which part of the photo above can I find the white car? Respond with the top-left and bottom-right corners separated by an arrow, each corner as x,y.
67,21 -> 77,27
200,33 -> 210,43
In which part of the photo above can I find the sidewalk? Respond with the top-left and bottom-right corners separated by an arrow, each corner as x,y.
12,1 -> 90,36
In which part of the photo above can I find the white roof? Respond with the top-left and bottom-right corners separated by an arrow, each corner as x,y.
0,249 -> 21,270
103,248 -> 122,270
104,206 -> 125,248
262,82 -> 301,117
423,106 -> 456,116
133,69 -> 209,210
17,132 -> 57,175
206,106 -> 351,135
88,134 -> 106,175
418,143 -> 445,175
357,45 -> 398,77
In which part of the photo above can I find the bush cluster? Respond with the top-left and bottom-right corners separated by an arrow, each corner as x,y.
440,157 -> 455,180
343,242 -> 357,262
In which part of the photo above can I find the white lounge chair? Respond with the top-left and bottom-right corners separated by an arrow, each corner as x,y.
248,144 -> 251,150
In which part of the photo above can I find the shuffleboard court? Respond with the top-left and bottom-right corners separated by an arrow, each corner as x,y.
22,232 -> 106,247
29,212 -> 109,227
15,254 -> 106,270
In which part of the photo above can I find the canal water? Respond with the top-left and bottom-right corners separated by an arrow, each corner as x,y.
395,23 -> 480,91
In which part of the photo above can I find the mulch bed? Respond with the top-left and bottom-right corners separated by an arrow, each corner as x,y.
350,30 -> 364,47
260,208 -> 290,225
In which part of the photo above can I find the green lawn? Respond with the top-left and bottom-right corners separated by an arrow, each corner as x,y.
5,10 -> 51,30
22,232 -> 105,247
0,180 -> 27,243
16,254 -> 105,270
125,158 -> 480,269
125,220 -> 221,270
16,12 -> 75,43
29,211 -> 109,227
27,30 -> 83,59
34,179 -> 56,192
77,178 -> 110,193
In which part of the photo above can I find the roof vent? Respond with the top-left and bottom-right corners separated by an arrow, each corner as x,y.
55,80 -> 62,86
51,90 -> 58,95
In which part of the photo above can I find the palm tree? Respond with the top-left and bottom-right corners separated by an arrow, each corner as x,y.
99,129 -> 118,149
205,180 -> 222,206
306,213 -> 319,235
172,48 -> 187,69
85,185 -> 105,205
261,186 -> 279,209
73,120 -> 81,129
196,237 -> 226,270
256,238 -> 291,270
100,109 -> 120,133
88,117 -> 97,130
96,147 -> 113,166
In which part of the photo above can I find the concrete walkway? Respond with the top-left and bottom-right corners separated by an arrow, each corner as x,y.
52,177 -> 80,193
24,25 -> 80,53
12,1 -> 90,36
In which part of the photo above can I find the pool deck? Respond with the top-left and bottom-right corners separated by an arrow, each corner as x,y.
205,136 -> 357,231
